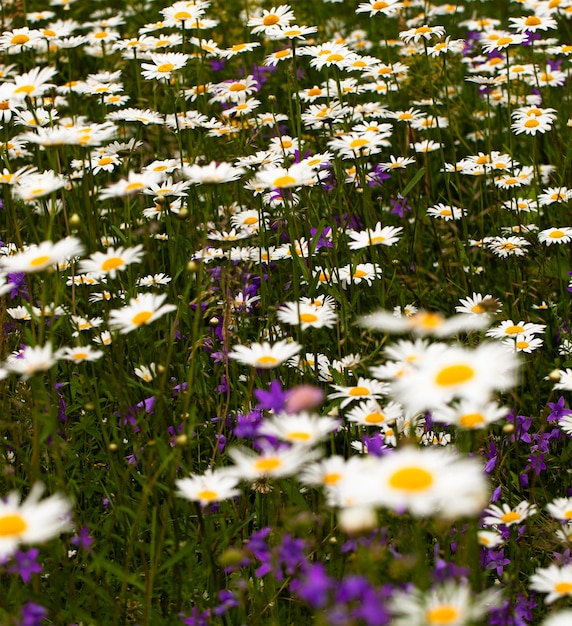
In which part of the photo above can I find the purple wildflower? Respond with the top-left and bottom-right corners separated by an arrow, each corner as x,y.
7,548 -> 42,583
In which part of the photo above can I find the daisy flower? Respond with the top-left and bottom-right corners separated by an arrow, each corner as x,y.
359,309 -> 489,336
391,342 -> 519,413
538,227 -> 572,246
338,263 -> 382,289
530,564 -> 572,604
108,293 -> 177,334
5,343 -> 57,379
481,31 -> 526,53
55,345 -> 105,363
328,377 -> 390,409
553,369 -> 572,391
486,320 -> 545,339
345,399 -> 403,427
227,444 -> 319,481
346,224 -> 403,249
228,340 -> 302,368
0,484 -> 71,559
538,187 -> 572,206
455,293 -> 501,317
78,244 -> 145,279
372,446 -> 489,517
486,236 -> 530,258
247,5 -> 295,35
176,469 -> 241,506
356,0 -> 403,16
134,363 -> 156,382
389,582 -> 499,626
547,497 -> 572,520
183,161 -> 245,184
543,610 -> 572,626
0,237 -> 83,273
277,301 -> 338,330
427,203 -> 466,220
13,170 -> 67,202
503,333 -> 544,353
509,13 -> 557,33
483,501 -> 538,527
259,412 -> 339,445
431,400 -> 509,429
478,530 -> 504,549
400,25 -> 446,44
140,52 -> 189,80
511,114 -> 553,135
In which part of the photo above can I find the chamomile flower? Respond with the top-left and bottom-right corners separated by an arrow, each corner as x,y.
486,236 -> 530,258
140,52 -> 188,80
431,400 -> 509,429
486,320 -> 545,339
359,309 -> 489,336
345,399 -> 403,427
176,469 -> 241,506
389,582 -> 499,626
228,340 -> 301,368
503,333 -> 544,353
346,223 -> 403,249
134,363 -> 157,382
338,262 -> 382,288
259,412 -> 339,445
328,377 -> 390,409
277,301 -> 338,330
455,293 -> 501,317
427,203 -> 466,220
400,25 -> 446,44
247,5 -> 295,35
56,346 -> 104,362
108,293 -> 177,334
547,498 -> 572,520
530,564 -> 572,604
483,501 -> 537,527
0,238 -> 83,273
5,343 -> 57,379
543,610 -> 572,626
228,444 -> 319,480
0,484 -> 71,559
509,13 -> 557,33
392,342 -> 519,413
538,227 -> 572,246
78,244 -> 145,279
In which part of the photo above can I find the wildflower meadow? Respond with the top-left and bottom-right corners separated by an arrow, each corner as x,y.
2,0 -> 572,623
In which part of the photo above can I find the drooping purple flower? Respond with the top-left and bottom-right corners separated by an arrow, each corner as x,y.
7,548 -> 42,583
254,380 -> 290,413
180,607 -> 211,625
212,590 -> 238,616
71,526 -> 94,553
390,194 -> 411,217
547,396 -> 572,423
17,601 -> 47,626
7,272 -> 28,300
290,562 -> 332,608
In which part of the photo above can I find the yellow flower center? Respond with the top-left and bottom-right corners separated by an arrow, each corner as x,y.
14,85 -> 35,94
564,510 -> 572,519
496,36 -> 513,46
275,49 -> 291,58
43,29 -> 56,37
516,341 -> 530,350
459,413 -> 485,428
101,257 -> 124,271
287,432 -> 312,442
197,489 -> 218,502
11,34 -> 30,45
555,582 -> 572,594
525,16 -> 541,26
426,605 -> 460,624
471,304 -> 485,313
435,364 -> 475,387
230,83 -> 247,92
0,513 -> 27,537
501,511 -> 521,523
299,312 -> 319,324
348,386 -> 370,397
125,182 -> 144,191
412,312 -> 443,329
549,230 -> 565,238
254,457 -> 282,472
505,325 -> 525,334
562,45 -> 572,53
349,138 -> 370,149
73,352 -> 88,360
389,466 -> 433,492
273,175 -> 297,188
30,255 -> 51,267
308,87 -> 322,96
263,14 -> 280,26
415,26 -> 432,34
323,472 -> 341,485
353,269 -> 368,278
256,355 -> 279,366
373,0 -> 389,8
439,208 -> 452,216
157,63 -> 175,73
174,11 -> 193,19
326,53 -> 344,62
132,311 -> 153,325
540,73 -> 553,82
365,412 -> 385,424
524,119 -> 540,128
98,157 -> 114,166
